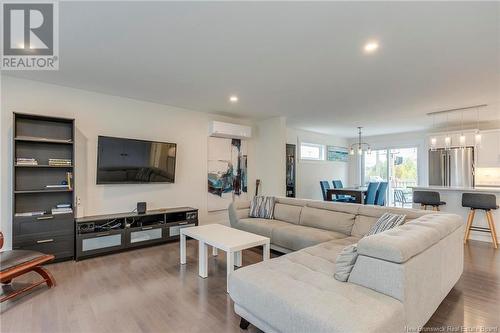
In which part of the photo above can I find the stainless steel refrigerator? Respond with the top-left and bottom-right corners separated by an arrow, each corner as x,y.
429,147 -> 474,187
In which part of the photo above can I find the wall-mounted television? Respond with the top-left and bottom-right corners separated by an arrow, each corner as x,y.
96,136 -> 177,184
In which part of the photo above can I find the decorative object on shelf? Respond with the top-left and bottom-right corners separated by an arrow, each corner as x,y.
66,172 -> 73,190
207,137 -> 248,211
327,146 -> 349,162
349,127 -> 371,156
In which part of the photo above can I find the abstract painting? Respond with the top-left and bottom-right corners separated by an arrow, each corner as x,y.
208,137 -> 248,211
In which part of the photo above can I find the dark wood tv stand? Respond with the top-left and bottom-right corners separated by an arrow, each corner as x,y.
75,207 -> 198,260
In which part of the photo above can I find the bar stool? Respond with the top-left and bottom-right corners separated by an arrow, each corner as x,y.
462,193 -> 499,249
413,191 -> 446,211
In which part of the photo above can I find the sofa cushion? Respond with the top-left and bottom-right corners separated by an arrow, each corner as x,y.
229,241 -> 406,333
357,213 -> 462,263
357,205 -> 431,220
351,205 -> 432,237
299,206 -> 356,235
275,197 -> 312,207
306,200 -> 360,215
273,203 -> 302,224
351,215 -> 378,237
238,218 -> 290,238
272,225 -> 347,251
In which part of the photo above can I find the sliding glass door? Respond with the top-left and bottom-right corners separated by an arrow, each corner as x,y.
389,147 -> 418,207
363,147 -> 418,206
363,149 -> 388,184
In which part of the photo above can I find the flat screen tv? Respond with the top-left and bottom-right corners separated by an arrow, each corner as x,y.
96,136 -> 177,184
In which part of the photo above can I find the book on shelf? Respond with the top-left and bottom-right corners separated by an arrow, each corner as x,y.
15,211 -> 46,217
16,136 -> 72,143
46,184 -> 70,188
51,207 -> 73,215
16,158 -> 38,165
56,203 -> 71,208
48,158 -> 72,166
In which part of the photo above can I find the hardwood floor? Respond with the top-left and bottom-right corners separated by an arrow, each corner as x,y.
1,240 -> 498,333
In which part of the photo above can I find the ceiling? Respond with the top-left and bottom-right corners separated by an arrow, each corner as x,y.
4,1 -> 500,138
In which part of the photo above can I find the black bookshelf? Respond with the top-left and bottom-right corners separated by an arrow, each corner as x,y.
12,113 -> 75,261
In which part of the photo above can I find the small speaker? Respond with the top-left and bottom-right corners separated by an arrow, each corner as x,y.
137,202 -> 147,214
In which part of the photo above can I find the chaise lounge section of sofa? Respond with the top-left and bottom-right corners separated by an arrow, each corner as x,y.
228,197 -> 464,333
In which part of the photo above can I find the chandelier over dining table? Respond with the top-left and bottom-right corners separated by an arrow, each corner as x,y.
349,127 -> 371,156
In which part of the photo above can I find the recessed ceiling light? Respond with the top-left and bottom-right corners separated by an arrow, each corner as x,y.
363,41 -> 379,53
229,95 -> 239,103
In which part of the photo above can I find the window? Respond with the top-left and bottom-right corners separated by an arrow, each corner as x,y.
300,142 -> 325,161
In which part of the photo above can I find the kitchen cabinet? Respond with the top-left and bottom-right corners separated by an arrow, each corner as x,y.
477,130 -> 500,167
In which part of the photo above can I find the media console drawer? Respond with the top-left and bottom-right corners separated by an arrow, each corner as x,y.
168,222 -> 196,238
76,229 -> 125,258
126,225 -> 167,247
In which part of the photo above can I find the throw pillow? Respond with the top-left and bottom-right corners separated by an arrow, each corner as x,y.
249,196 -> 275,219
366,212 -> 406,236
334,244 -> 358,282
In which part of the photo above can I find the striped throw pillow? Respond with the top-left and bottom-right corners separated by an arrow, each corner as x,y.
367,212 -> 406,236
249,196 -> 275,219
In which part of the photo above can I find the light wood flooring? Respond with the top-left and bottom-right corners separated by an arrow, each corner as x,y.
1,240 -> 499,333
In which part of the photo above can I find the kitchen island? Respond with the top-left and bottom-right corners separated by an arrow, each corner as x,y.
411,186 -> 500,245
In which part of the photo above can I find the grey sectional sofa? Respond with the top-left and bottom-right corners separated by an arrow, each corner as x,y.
228,197 -> 464,333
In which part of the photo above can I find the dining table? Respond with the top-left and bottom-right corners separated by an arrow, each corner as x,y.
326,188 -> 367,204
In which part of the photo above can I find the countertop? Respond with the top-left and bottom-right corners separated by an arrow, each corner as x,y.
411,186 -> 500,193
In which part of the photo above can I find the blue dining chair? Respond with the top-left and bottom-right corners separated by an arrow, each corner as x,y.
374,182 -> 388,206
364,182 -> 379,205
332,180 -> 344,189
320,181 -> 330,201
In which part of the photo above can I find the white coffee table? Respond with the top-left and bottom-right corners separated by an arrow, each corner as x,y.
180,224 -> 270,292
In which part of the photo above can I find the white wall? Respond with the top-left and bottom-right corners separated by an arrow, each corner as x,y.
287,128 -> 349,200
348,131 -> 428,187
255,117 -> 286,196
1,76 -> 256,250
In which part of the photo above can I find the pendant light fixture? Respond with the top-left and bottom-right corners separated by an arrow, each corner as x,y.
444,113 -> 452,150
475,107 -> 482,146
349,127 -> 371,156
430,114 -> 437,151
459,110 -> 466,148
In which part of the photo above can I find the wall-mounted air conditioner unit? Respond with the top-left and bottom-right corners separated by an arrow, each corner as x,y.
209,121 -> 252,140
